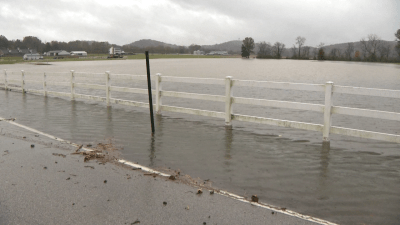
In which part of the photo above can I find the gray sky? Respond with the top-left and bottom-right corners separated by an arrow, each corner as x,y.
1,0 -> 399,47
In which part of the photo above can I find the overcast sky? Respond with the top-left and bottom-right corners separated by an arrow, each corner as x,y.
1,0 -> 399,47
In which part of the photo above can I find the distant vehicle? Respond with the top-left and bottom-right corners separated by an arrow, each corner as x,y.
108,47 -> 123,58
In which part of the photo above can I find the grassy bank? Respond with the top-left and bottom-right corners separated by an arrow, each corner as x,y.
0,54 -> 238,65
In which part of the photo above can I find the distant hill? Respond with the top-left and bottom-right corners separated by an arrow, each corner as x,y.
122,39 -> 398,57
201,40 -> 242,53
126,39 -> 179,48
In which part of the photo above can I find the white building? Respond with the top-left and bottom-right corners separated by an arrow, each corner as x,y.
193,50 -> 205,55
23,53 -> 43,60
71,51 -> 88,56
44,50 -> 70,56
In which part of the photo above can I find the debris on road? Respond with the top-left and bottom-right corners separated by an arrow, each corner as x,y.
169,175 -> 176,180
131,220 -> 140,224
75,144 -> 83,153
251,195 -> 259,202
197,189 -> 203,195
210,190 -> 214,195
31,144 -> 34,148
163,201 -> 167,206
52,153 -> 66,158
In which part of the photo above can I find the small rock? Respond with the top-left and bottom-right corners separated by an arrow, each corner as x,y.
185,206 -> 189,210
43,167 -> 47,169
203,223 -> 206,225
281,207 -> 286,211
66,177 -> 70,180
169,175 -> 176,180
197,189 -> 203,195
104,180 -> 107,183
210,190 -> 214,195
86,144 -> 92,147
55,162 -> 57,164
31,144 -> 35,148
251,195 -> 259,202
163,201 -> 167,206
271,211 -> 275,215
72,203 -> 75,205
23,137 -> 26,139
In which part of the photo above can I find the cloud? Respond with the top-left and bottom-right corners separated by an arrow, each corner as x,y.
0,0 -> 398,46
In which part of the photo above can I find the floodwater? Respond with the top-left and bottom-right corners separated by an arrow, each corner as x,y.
1,59 -> 400,224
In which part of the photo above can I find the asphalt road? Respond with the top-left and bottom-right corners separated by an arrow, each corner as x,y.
0,120 -> 326,225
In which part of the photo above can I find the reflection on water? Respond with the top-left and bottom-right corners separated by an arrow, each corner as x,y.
1,60 -> 400,225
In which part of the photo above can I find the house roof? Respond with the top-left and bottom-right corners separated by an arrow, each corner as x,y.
9,49 -> 20,54
19,49 -> 30,54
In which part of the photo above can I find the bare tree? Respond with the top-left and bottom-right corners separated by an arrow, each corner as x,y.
257,41 -> 272,57
295,36 -> 306,58
344,43 -> 355,60
272,42 -> 285,58
360,34 -> 381,61
290,45 -> 297,58
329,48 -> 340,60
377,43 -> 392,61
301,46 -> 310,58
395,29 -> 400,58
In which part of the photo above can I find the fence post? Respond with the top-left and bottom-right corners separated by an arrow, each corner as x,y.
225,76 -> 233,126
156,73 -> 162,114
43,72 -> 47,96
70,70 -> 75,100
4,69 -> 7,90
21,70 -> 25,93
106,71 -> 111,107
323,81 -> 334,142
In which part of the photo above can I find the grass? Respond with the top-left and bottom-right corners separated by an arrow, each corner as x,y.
0,54 -> 238,65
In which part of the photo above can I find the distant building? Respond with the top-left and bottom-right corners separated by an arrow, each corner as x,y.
45,50 -> 70,56
23,53 -> 43,60
71,51 -> 88,56
193,50 -> 205,55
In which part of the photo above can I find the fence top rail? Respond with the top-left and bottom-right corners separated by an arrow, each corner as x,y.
161,76 -> 225,85
333,85 -> 400,99
232,79 -> 326,92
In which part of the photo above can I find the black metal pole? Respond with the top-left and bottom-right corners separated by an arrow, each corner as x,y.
145,51 -> 155,134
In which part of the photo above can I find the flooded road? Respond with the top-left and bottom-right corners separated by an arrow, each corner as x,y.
1,59 -> 400,224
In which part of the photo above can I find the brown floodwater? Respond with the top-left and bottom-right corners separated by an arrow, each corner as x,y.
1,59 -> 400,224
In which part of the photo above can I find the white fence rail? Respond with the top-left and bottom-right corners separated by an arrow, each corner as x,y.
2,69 -> 400,144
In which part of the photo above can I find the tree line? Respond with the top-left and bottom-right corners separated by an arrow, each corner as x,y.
0,35 -> 114,54
243,29 -> 400,62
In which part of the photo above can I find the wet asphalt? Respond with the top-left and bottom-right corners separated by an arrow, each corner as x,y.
0,121 -> 323,225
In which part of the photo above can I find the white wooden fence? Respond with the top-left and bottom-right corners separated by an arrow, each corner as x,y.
2,69 -> 400,144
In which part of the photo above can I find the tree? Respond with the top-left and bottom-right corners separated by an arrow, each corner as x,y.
301,46 -> 310,58
295,36 -> 306,58
0,35 -> 9,48
318,48 -> 325,60
272,42 -> 285,58
354,50 -> 361,60
317,43 -> 325,60
257,41 -> 272,58
188,44 -> 201,54
360,34 -> 381,61
377,43 -> 391,61
241,45 -> 250,58
241,37 -> 255,58
344,43 -> 355,60
395,29 -> 400,58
